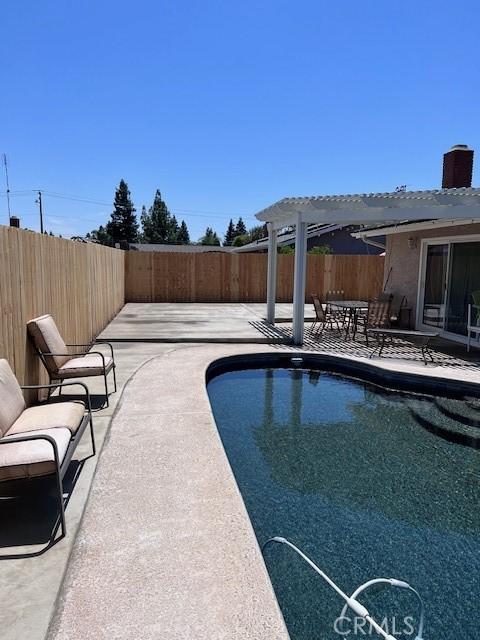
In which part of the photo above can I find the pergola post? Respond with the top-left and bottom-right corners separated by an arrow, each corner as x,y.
266,223 -> 277,324
292,214 -> 308,345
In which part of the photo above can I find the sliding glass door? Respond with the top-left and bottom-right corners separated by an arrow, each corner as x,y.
419,238 -> 480,340
445,243 -> 480,335
422,244 -> 448,328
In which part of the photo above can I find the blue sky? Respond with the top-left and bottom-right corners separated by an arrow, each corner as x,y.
2,1 -> 479,240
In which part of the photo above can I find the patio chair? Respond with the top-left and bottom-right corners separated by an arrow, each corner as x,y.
0,359 -> 94,558
467,290 -> 480,352
325,290 -> 348,326
375,292 -> 410,327
310,294 -> 341,334
27,314 -> 116,408
353,298 -> 391,345
376,292 -> 393,303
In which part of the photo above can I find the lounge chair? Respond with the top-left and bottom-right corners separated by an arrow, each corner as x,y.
0,359 -> 94,558
353,298 -> 391,345
27,314 -> 116,408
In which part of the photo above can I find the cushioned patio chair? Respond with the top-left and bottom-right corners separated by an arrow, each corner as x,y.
27,314 -> 116,408
0,359 -> 94,559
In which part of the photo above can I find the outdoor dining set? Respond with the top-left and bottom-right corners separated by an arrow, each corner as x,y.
309,291 -> 439,365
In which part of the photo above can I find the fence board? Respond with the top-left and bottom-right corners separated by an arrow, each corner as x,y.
0,226 -> 125,391
125,252 -> 384,303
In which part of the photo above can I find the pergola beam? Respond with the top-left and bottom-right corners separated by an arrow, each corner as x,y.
256,187 -> 480,346
263,204 -> 480,231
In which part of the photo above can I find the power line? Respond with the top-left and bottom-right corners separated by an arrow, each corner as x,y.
0,189 -> 256,220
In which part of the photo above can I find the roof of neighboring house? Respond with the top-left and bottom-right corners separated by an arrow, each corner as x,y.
233,224 -> 346,252
255,187 -> 480,229
129,243 -> 235,253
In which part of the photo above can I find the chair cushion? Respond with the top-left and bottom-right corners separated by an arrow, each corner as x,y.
0,427 -> 71,482
0,360 -> 26,438
58,355 -> 113,378
27,314 -> 70,374
7,401 -> 85,437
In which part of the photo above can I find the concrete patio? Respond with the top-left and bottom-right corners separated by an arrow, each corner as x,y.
98,302 -> 313,342
2,304 -> 480,640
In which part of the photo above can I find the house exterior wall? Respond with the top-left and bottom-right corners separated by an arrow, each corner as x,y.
383,222 -> 480,325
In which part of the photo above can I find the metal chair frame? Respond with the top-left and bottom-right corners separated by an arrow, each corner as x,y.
353,299 -> 392,345
310,294 -> 342,335
0,381 -> 94,560
34,341 -> 117,408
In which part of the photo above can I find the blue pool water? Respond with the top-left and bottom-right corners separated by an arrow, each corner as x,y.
207,366 -> 480,640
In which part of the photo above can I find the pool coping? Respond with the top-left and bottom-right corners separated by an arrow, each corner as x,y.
207,351 -> 480,399
47,343 -> 480,640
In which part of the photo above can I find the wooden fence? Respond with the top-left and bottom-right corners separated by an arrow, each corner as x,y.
0,230 -> 384,387
125,252 -> 384,303
0,226 -> 125,387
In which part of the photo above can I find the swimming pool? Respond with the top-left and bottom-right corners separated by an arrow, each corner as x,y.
207,358 -> 480,640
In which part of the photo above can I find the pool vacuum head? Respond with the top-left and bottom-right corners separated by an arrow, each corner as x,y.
262,536 -> 424,640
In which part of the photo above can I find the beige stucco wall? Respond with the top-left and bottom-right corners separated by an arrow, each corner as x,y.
383,223 -> 480,325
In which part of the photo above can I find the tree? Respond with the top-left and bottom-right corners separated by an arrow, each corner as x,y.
86,225 -> 113,245
106,179 -> 138,243
199,227 -> 220,246
247,224 -> 267,242
170,214 -> 180,241
177,220 -> 190,244
278,245 -> 295,254
232,234 -> 250,247
235,217 -> 247,236
224,219 -> 236,245
140,190 -> 189,244
141,190 -> 171,243
309,245 -> 333,255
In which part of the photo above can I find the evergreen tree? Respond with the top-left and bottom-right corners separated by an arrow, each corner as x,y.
224,219 -> 236,245
141,190 -> 182,243
177,220 -> 190,244
139,206 -> 149,242
247,224 -> 267,242
106,179 -> 138,243
235,217 -> 247,236
169,214 -> 180,242
199,227 -> 220,246
86,224 -> 113,246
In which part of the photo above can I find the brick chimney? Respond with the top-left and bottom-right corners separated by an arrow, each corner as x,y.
442,144 -> 474,188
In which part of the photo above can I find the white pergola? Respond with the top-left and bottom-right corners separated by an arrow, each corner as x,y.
255,187 -> 480,344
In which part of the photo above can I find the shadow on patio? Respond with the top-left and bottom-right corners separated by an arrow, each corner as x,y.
250,320 -> 480,371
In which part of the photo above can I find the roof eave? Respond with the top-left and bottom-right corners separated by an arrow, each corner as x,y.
351,218 -> 480,238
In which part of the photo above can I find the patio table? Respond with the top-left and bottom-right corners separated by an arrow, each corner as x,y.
328,300 -> 369,337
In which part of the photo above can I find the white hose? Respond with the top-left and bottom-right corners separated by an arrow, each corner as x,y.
339,577 -> 424,640
262,537 -> 398,640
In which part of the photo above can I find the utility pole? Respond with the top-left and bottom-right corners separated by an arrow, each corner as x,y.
36,190 -> 44,234
2,154 -> 11,220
